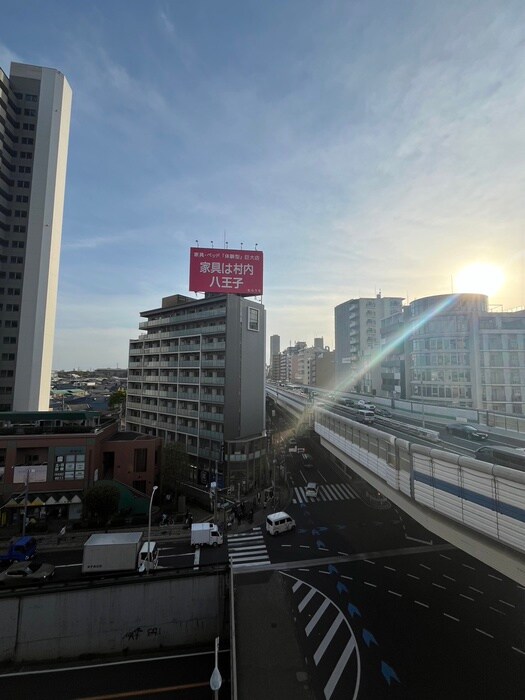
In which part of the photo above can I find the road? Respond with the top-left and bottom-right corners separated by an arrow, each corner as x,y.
234,439 -> 525,699
2,432 -> 523,698
0,648 -> 231,699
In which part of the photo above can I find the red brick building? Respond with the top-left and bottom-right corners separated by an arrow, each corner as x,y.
0,411 -> 161,525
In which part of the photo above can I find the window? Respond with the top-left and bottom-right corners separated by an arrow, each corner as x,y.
248,307 -> 260,331
134,448 -> 148,472
20,138 -> 33,145
25,94 -> 38,102
23,108 -> 37,116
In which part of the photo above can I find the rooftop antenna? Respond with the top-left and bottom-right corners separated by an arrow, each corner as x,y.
240,242 -> 243,250
195,239 -> 199,247
255,243 -> 258,250
210,240 -> 214,248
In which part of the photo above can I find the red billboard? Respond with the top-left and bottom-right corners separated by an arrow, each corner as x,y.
189,247 -> 264,295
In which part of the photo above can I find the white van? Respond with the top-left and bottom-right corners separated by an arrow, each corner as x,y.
138,541 -> 159,572
266,511 -> 296,536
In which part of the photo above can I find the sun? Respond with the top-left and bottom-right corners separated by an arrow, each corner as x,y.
454,263 -> 505,298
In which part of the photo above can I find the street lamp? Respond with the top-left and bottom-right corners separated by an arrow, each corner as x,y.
209,636 -> 222,698
146,485 -> 158,574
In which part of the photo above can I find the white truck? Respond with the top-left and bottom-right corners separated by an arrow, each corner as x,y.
191,522 -> 223,548
82,532 -> 159,574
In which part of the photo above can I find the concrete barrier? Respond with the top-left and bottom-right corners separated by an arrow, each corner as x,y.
0,568 -> 227,664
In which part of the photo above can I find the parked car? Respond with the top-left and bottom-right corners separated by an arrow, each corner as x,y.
445,423 -> 488,441
0,560 -> 55,586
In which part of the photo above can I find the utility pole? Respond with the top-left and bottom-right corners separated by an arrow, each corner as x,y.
22,468 -> 30,537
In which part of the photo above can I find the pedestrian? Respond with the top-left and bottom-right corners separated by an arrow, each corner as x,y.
57,525 -> 66,545
257,491 -> 261,505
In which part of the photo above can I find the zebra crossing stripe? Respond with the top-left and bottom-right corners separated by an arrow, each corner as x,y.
314,613 -> 344,665
331,484 -> 349,499
324,636 -> 357,700
305,598 -> 331,637
298,587 -> 316,613
321,484 -> 340,500
339,483 -> 356,499
228,527 -> 271,569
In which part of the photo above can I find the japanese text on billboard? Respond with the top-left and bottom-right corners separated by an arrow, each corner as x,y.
189,247 -> 263,295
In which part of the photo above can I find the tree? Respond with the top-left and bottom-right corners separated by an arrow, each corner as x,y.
108,388 -> 126,410
160,441 -> 190,497
83,483 -> 120,524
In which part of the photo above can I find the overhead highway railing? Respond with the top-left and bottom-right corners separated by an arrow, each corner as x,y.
266,385 -> 525,584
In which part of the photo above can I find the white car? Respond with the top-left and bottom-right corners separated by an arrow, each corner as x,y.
305,482 -> 319,498
357,400 -> 375,410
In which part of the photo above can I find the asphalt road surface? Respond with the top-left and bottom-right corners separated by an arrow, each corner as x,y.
234,440 -> 525,699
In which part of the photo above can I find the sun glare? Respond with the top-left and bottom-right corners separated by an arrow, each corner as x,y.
454,263 -> 505,298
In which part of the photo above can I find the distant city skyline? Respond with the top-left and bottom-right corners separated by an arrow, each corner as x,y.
2,1 -> 524,369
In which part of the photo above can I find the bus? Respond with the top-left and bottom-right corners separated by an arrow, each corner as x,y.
475,445 -> 525,472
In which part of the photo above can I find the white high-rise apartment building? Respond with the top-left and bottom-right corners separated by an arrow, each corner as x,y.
335,294 -> 404,394
0,63 -> 72,411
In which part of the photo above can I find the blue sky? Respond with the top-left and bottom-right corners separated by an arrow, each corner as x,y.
2,1 -> 525,369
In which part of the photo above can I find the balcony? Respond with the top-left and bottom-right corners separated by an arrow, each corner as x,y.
139,307 -> 226,330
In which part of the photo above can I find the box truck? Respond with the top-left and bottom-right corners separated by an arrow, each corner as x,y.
82,532 -> 159,574
190,523 -> 223,547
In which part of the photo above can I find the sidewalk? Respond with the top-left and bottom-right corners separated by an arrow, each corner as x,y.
0,478 -> 293,553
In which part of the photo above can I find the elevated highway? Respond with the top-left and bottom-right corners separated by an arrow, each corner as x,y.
267,385 -> 525,585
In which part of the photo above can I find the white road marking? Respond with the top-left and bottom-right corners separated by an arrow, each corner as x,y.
363,581 -> 377,588
363,559 -> 376,565
443,575 -> 456,582
432,583 -> 446,590
419,564 -> 431,571
384,565 -> 396,572
298,587 -> 316,613
460,594 -> 474,601
488,573 -> 502,581
489,607 -> 505,616
407,573 -> 420,580
475,628 -> 494,639
443,613 -> 460,622
388,590 -> 402,597
414,600 -> 429,608
338,551 -> 349,556
305,599 -> 330,637
468,586 -> 483,594
462,563 -> 476,571
440,554 -> 452,561
292,580 -> 303,593
512,646 -> 525,656
341,575 -> 353,581
314,613 -> 343,665
498,599 -> 515,608
324,636 -> 356,700
193,548 -> 200,569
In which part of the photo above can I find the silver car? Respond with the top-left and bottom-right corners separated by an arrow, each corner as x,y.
0,560 -> 55,586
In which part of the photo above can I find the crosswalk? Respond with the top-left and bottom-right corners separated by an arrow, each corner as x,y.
227,526 -> 270,569
293,483 -> 357,504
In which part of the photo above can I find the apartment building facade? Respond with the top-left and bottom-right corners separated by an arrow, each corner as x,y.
126,293 -> 266,490
380,293 -> 525,413
335,295 -> 404,393
0,63 -> 72,411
